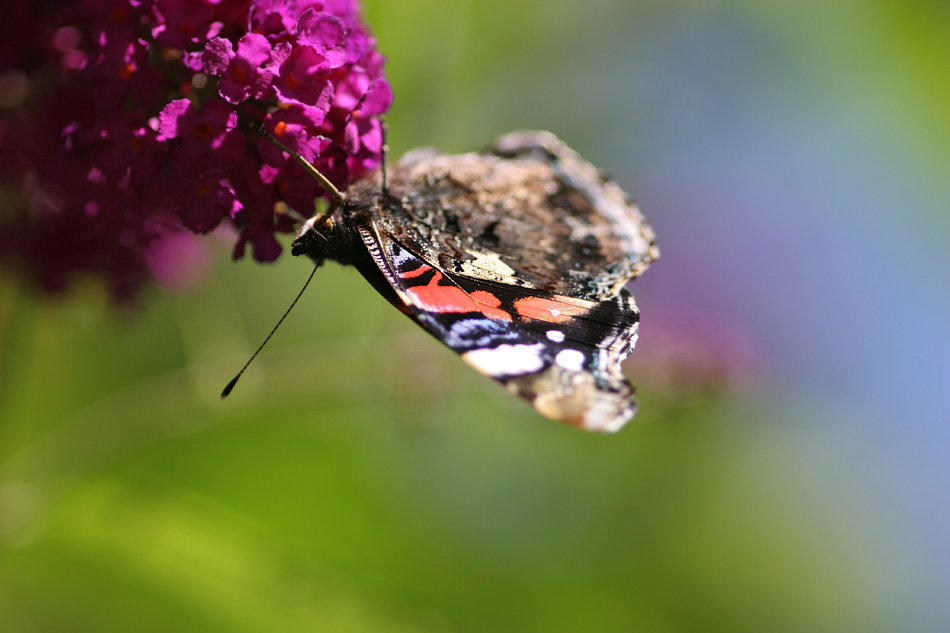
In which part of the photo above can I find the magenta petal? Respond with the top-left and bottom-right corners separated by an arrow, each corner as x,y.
177,179 -> 235,233
260,106 -> 330,166
344,119 -> 360,154
202,37 -> 235,76
152,0 -> 215,48
296,10 -> 345,50
249,0 -> 299,35
273,45 -> 333,107
217,79 -> 248,105
250,231 -> 281,262
235,33 -> 273,67
166,99 -> 246,177
360,78 -> 393,116
319,0 -> 360,20
158,99 -> 196,138
213,34 -> 275,104
268,41 -> 292,68
182,51 -> 206,73
360,119 -> 383,154
198,99 -> 237,129
211,131 -> 247,171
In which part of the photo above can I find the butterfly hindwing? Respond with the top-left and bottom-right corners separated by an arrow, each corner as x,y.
359,224 -> 640,432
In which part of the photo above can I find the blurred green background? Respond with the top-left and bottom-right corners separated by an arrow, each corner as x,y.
2,0 -> 949,631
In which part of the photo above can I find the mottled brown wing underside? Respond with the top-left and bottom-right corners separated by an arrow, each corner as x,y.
349,130 -> 659,303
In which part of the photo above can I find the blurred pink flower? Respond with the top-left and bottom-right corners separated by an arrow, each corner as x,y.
626,306 -> 762,402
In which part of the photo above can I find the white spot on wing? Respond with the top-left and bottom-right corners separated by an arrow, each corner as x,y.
555,349 -> 585,372
460,249 -> 516,279
462,343 -> 546,377
387,241 -> 414,267
546,330 -> 565,343
584,410 -> 630,433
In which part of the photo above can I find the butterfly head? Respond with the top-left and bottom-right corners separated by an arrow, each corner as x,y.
291,213 -> 335,263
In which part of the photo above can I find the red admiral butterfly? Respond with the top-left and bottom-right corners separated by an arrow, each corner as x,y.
229,130 -> 659,432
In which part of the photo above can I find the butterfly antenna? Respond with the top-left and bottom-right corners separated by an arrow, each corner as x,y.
380,116 -> 390,196
251,124 -> 344,203
221,261 -> 322,399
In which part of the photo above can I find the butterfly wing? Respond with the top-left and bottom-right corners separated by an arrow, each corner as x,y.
360,130 -> 659,302
324,130 -> 656,431
358,223 -> 641,432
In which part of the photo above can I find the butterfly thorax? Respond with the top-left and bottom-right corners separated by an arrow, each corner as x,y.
291,190 -> 414,311
290,197 -> 372,267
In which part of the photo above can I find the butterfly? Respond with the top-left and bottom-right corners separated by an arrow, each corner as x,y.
231,130 -> 659,432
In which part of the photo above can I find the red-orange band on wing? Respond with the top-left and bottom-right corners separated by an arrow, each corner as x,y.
513,296 -> 589,323
398,264 -> 432,279
469,290 -> 512,321
406,273 -> 512,321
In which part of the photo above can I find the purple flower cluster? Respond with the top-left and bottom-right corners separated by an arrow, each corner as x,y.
0,0 -> 390,302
